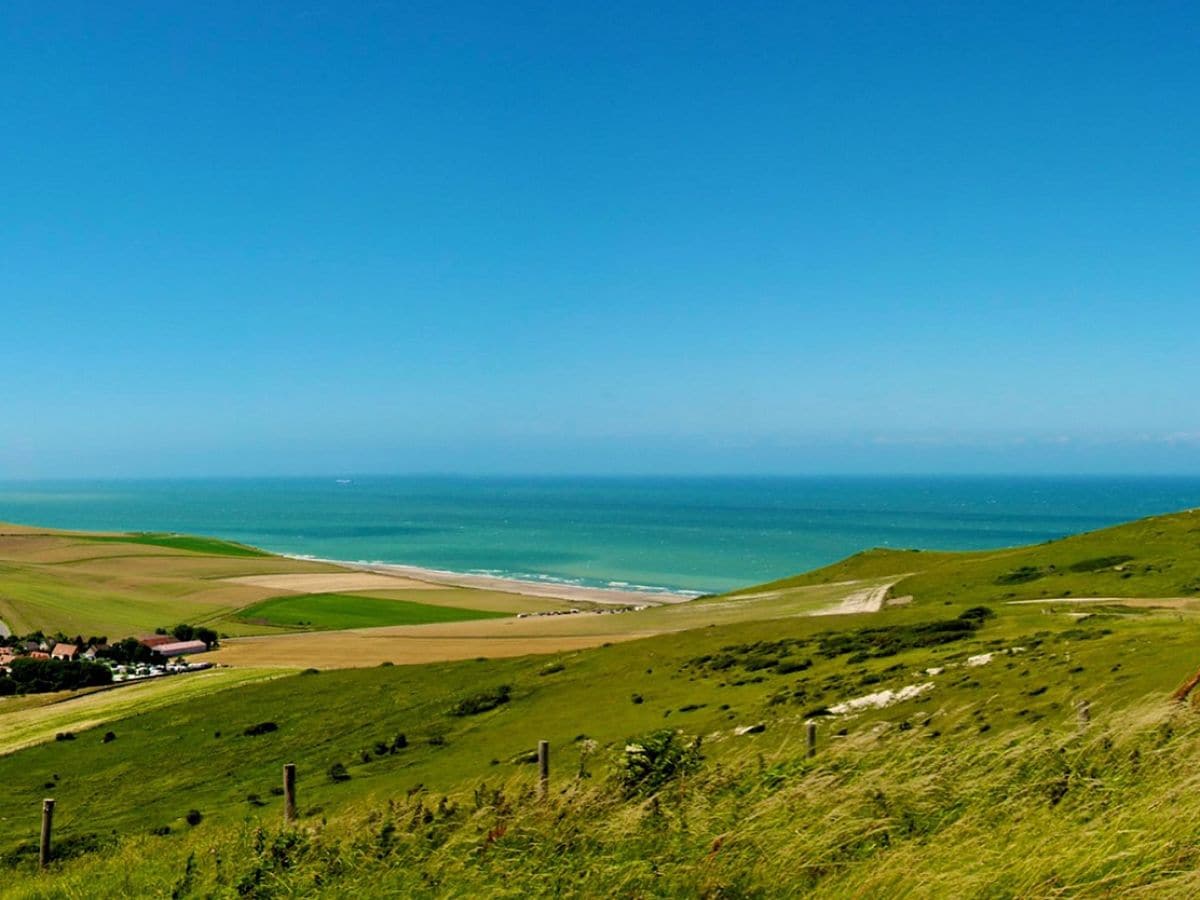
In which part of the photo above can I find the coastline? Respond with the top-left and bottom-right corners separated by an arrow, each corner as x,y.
280,553 -> 703,607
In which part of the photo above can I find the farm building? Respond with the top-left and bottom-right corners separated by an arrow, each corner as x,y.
51,643 -> 79,660
153,640 -> 209,657
139,635 -> 177,649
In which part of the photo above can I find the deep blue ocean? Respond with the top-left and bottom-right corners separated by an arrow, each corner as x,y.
1,477 -> 1198,596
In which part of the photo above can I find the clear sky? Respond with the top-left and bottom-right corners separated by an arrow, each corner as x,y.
1,1 -> 1197,478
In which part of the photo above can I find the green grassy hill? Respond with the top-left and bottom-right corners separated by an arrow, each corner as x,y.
2,510 -> 1200,896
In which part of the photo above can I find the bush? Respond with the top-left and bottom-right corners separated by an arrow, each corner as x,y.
185,809 -> 203,826
994,567 -> 1044,585
959,606 -> 996,622
775,657 -> 812,674
618,729 -> 703,797
328,762 -> 351,783
55,732 -> 76,742
102,731 -> 116,743
243,721 -> 279,737
450,685 -> 511,717
1068,555 -> 1134,573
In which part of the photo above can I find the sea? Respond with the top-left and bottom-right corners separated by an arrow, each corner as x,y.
1,476 -> 1198,597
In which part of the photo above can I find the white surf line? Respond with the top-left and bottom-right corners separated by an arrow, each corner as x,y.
278,553 -> 697,608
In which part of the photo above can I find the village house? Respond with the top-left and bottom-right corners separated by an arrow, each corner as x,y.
51,643 -> 79,661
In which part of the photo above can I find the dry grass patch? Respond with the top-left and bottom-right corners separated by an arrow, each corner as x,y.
222,572 -> 445,592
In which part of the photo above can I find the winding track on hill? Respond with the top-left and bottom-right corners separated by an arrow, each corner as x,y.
0,618 -> 9,637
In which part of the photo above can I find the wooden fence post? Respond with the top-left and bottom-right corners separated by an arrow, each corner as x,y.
283,763 -> 297,825
537,740 -> 550,799
39,798 -> 54,869
806,721 -> 817,758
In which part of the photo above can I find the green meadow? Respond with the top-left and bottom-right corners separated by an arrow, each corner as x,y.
233,592 -> 509,630
2,509 -> 1200,895
72,532 -> 272,558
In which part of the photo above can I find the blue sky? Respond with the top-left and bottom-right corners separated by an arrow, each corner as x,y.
1,1 -> 1197,477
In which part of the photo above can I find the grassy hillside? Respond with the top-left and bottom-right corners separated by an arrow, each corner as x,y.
724,507 -> 1200,606
0,527 -> 569,638
2,510 -> 1200,895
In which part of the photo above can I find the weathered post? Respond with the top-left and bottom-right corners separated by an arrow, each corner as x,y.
806,720 -> 817,758
39,798 -> 54,869
537,740 -> 550,799
1077,699 -> 1091,729
283,763 -> 297,825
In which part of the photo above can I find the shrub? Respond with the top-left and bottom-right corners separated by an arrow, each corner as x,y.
631,693 -> 644,704
539,661 -> 566,676
618,729 -> 703,796
328,762 -> 351,783
994,567 -> 1044,585
958,606 -> 996,622
185,809 -> 203,826
775,657 -> 812,674
1069,555 -> 1134,573
450,685 -> 511,716
55,732 -> 76,742
102,731 -> 116,743
243,721 -> 279,737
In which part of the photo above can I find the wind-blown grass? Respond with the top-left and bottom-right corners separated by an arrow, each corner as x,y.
11,700 -> 1200,897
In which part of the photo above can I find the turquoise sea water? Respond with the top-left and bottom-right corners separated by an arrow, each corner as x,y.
1,477 -> 1198,596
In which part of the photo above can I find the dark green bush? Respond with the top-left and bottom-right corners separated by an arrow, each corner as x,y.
618,729 -> 703,797
1068,555 -> 1134,573
450,685 -> 511,717
994,567 -> 1045,585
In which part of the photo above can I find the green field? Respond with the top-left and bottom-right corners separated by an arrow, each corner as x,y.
3,510 -> 1200,895
233,592 -> 510,630
73,532 -> 272,557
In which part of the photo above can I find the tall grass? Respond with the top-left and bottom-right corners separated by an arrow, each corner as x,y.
13,696 -> 1200,897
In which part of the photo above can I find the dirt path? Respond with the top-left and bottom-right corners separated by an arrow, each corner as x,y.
809,582 -> 895,617
0,618 -> 9,638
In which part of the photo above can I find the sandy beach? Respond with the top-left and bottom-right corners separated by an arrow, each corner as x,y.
281,554 -> 701,607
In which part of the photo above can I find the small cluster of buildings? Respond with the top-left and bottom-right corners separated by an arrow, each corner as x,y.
0,639 -> 82,667
0,635 -> 213,684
